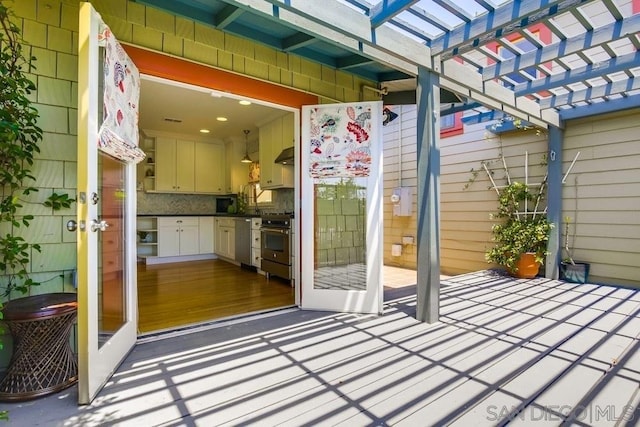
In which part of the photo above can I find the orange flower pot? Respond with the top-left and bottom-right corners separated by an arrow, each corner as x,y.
509,252 -> 540,279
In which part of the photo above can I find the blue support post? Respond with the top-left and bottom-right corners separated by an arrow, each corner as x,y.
546,125 -> 563,279
416,66 -> 441,323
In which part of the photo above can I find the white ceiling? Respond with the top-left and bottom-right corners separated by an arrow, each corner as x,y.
138,77 -> 288,143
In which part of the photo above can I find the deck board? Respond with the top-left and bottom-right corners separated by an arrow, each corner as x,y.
3,270 -> 638,426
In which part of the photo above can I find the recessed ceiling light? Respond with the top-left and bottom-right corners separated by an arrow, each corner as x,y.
199,129 -> 210,133
216,117 -> 228,122
239,100 -> 251,106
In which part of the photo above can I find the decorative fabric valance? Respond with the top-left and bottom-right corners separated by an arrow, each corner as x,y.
97,25 -> 145,164
307,103 -> 376,178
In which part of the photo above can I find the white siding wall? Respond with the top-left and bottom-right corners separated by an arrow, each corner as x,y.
562,109 -> 640,286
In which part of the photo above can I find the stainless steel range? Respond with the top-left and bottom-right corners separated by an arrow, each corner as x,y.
260,213 -> 292,281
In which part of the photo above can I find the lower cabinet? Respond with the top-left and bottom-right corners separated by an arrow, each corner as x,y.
198,217 -> 215,254
157,217 -> 200,257
137,216 -> 217,264
214,218 -> 236,260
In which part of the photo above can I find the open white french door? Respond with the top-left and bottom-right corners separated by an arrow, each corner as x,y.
299,102 -> 384,314
76,3 -> 138,404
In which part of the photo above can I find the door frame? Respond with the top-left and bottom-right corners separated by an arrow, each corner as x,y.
77,2 -> 138,404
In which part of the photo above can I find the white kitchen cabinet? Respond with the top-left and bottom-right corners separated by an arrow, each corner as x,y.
157,217 -> 199,257
214,217 -> 236,260
155,138 -> 195,192
195,142 -> 226,193
199,216 -> 215,254
259,113 -> 294,189
154,137 -> 225,194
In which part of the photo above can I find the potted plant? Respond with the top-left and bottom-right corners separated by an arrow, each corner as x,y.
486,181 -> 553,278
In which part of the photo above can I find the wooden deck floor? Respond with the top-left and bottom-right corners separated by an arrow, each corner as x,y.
4,271 -> 639,426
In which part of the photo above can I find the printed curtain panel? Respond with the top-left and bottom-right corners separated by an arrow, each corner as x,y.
97,25 -> 145,164
307,103 -> 378,178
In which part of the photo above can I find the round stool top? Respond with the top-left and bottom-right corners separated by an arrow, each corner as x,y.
2,293 -> 78,321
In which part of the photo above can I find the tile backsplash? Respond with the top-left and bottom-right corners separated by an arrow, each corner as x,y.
137,191 -> 216,215
137,188 -> 294,215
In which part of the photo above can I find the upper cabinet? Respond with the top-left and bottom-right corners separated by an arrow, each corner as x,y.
156,137 -> 195,192
140,135 -> 226,194
194,142 -> 225,193
259,112 -> 294,189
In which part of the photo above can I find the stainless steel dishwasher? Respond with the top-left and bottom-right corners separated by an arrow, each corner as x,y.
235,217 -> 253,269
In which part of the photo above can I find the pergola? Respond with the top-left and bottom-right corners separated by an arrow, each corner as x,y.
136,0 -> 640,321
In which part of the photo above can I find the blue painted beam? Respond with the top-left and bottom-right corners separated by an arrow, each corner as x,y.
559,94 -> 640,120
216,5 -> 243,29
440,101 -> 481,116
370,0 -> 419,28
388,17 -> 433,43
545,126 -> 563,279
223,22 -> 283,51
540,76 -> 640,108
474,0 -> 495,12
484,117 -> 535,133
431,0 -> 591,60
282,32 -> 317,51
135,0 -> 214,25
461,110 -> 506,125
291,47 -> 338,68
514,50 -> 640,96
379,70 -> 414,81
433,0 -> 473,23
482,15 -> 640,80
416,66 -> 441,324
336,55 -> 375,70
407,8 -> 451,33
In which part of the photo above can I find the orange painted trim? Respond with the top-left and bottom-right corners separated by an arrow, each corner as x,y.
123,45 -> 318,109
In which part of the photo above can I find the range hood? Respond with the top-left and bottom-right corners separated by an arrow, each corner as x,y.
274,146 -> 294,165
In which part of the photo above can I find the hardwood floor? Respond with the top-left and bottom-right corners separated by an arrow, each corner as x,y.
137,259 -> 295,333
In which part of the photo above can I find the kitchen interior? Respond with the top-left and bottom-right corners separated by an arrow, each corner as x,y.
135,76 -> 297,333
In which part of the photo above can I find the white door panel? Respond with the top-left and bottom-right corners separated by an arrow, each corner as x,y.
300,102 -> 384,314
77,3 -> 137,404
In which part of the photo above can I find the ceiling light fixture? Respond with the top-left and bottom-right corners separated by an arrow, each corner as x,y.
240,129 -> 252,163
239,100 -> 252,106
199,129 -> 210,133
216,116 -> 228,122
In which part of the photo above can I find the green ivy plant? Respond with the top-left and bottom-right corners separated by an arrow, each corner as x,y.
485,181 -> 553,272
0,2 -> 43,299
44,192 -> 75,211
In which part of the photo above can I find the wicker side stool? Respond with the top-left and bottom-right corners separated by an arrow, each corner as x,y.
0,293 -> 78,401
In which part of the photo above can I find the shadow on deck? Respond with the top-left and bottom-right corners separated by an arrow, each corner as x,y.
3,270 -> 639,426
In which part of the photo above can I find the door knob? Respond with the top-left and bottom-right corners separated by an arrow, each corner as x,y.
66,220 -> 77,232
90,219 -> 109,232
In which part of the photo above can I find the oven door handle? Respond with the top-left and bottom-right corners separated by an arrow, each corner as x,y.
261,227 -> 289,234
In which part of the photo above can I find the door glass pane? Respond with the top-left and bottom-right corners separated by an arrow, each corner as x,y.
98,153 -> 127,346
314,177 -> 367,290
